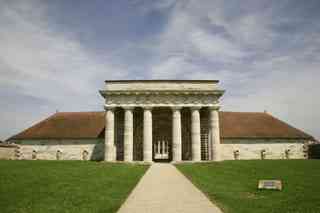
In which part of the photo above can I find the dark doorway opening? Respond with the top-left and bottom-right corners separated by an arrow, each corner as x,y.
152,108 -> 172,162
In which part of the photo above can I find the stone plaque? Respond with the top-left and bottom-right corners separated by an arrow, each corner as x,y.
258,180 -> 282,191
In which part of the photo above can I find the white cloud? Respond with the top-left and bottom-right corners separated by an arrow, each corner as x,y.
0,0 -> 130,101
0,0 -> 128,140
0,0 -> 319,141
190,30 -> 247,62
147,0 -> 320,139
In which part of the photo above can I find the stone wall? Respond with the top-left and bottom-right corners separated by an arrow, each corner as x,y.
221,139 -> 308,160
11,139 -> 104,161
0,145 -> 17,160
9,138 -> 309,161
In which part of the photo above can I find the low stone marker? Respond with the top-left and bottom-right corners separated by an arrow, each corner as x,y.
258,180 -> 282,191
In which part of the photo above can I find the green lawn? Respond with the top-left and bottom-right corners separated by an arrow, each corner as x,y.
177,160 -> 320,213
0,160 -> 148,213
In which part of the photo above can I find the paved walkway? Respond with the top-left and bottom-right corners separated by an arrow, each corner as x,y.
117,163 -> 222,213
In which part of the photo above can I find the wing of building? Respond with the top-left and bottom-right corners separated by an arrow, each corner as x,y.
8,80 -> 314,161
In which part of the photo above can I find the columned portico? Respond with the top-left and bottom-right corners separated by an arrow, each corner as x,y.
100,80 -> 224,163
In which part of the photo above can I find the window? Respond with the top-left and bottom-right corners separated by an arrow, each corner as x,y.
261,149 -> 266,160
56,150 -> 62,160
285,149 -> 290,159
82,150 -> 89,160
32,150 -> 37,160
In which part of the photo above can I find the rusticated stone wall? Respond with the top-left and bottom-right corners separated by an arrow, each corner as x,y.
0,145 -> 17,160
12,139 -> 104,160
10,138 -> 308,161
221,139 -> 308,160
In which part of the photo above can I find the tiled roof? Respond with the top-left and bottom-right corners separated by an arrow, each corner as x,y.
219,112 -> 313,139
9,112 -> 105,140
9,111 -> 314,141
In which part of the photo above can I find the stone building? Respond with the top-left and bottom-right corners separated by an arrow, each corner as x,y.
8,80 -> 314,162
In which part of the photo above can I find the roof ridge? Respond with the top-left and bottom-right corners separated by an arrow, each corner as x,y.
56,111 -> 104,114
6,112 -> 58,141
220,111 -> 267,114
264,113 -> 314,139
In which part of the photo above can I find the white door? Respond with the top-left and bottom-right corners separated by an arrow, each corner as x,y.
154,139 -> 169,159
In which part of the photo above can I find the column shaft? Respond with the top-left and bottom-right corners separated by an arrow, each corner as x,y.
209,107 -> 221,161
143,107 -> 153,162
105,108 -> 116,161
191,107 -> 201,161
124,108 -> 134,162
172,107 -> 182,162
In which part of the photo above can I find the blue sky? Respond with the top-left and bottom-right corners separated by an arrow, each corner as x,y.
0,0 -> 320,140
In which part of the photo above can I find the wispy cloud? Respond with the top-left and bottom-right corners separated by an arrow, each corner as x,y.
146,0 -> 320,139
0,0 -> 127,139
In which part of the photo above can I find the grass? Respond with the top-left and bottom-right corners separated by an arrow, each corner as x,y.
176,160 -> 320,213
0,160 -> 148,213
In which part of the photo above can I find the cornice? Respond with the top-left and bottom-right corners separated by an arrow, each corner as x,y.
99,90 -> 225,97
104,104 -> 220,108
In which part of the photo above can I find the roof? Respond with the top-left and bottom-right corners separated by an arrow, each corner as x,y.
8,111 -> 314,141
220,112 -> 313,139
9,112 -> 105,140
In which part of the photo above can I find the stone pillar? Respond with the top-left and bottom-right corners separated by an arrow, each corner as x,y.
105,107 -> 116,161
172,107 -> 182,162
143,107 -> 153,163
123,107 -> 134,162
209,106 -> 221,161
191,107 -> 201,161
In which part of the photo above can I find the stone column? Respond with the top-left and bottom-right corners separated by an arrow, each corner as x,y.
123,107 -> 134,162
105,107 -> 116,161
191,107 -> 201,161
172,107 -> 182,162
209,106 -> 221,161
143,107 -> 153,163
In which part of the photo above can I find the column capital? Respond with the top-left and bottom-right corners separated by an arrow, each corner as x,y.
190,106 -> 202,111
122,106 -> 135,110
142,106 -> 153,110
171,106 -> 182,111
104,105 -> 115,111
208,105 -> 220,111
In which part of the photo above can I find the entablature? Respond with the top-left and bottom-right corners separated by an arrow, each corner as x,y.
102,93 -> 222,108
100,90 -> 225,97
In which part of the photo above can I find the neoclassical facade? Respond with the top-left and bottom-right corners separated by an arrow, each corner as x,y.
8,80 -> 314,162
100,80 -> 224,162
